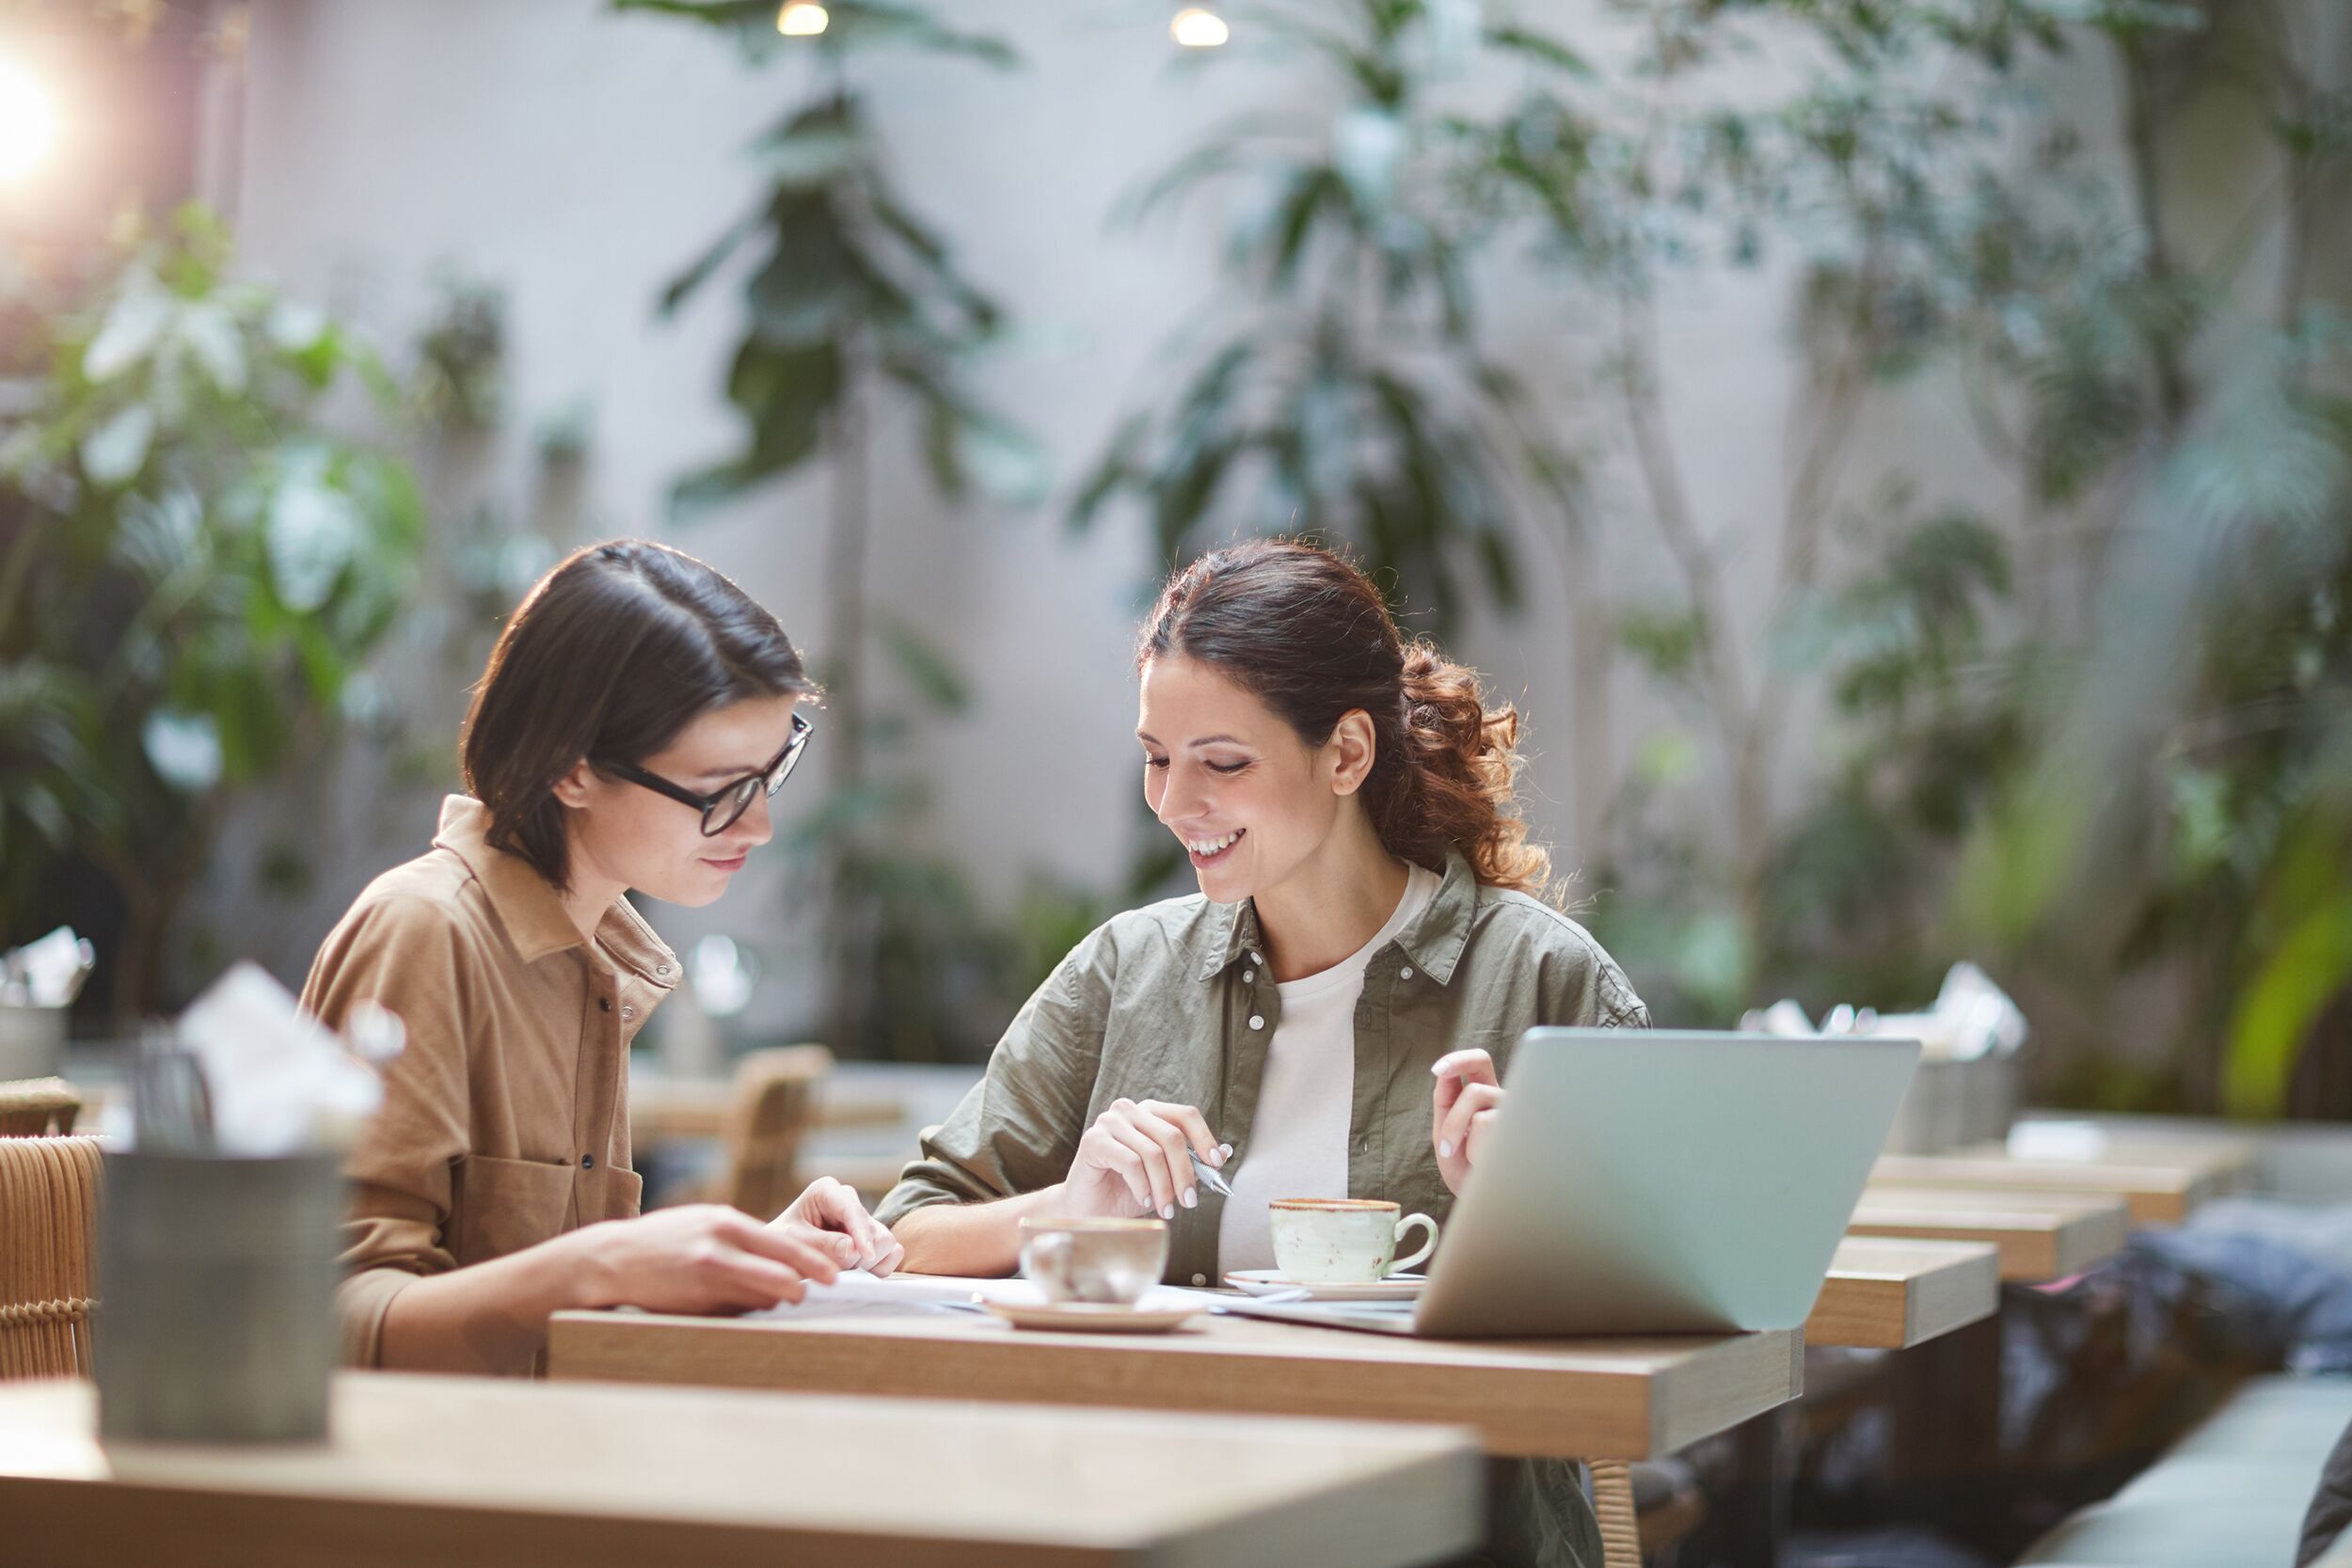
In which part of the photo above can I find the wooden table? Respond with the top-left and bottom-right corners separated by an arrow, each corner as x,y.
549,1307 -> 1803,1462
1873,1140 -> 2254,1227
0,1373 -> 1480,1568
1805,1237 -> 2001,1351
1848,1184 -> 2131,1282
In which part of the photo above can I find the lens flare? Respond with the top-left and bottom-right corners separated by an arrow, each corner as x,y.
0,56 -> 57,184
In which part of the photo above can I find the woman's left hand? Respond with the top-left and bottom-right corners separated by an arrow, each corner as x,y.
1431,1049 -> 1503,1196
771,1176 -> 905,1276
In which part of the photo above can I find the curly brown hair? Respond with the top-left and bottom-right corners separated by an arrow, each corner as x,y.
1137,539 -> 1551,895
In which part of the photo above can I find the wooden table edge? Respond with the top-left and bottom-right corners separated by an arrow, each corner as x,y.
1807,1240 -> 2001,1349
546,1309 -> 1802,1463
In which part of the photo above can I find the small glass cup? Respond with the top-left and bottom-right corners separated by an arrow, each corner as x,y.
1017,1216 -> 1169,1306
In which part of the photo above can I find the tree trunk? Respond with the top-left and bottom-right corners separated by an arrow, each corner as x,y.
821,334 -> 871,1058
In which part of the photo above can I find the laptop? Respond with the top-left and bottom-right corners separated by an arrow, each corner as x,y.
1222,1027 -> 1920,1338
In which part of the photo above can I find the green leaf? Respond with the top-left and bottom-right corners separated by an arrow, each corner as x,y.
659,206 -> 768,316
1067,414 -> 1145,532
81,277 -> 171,382
2224,893 -> 2352,1117
1617,603 -> 1709,688
265,467 -> 364,613
1485,24 -> 1595,78
79,404 -> 154,487
611,0 -> 780,28
140,709 -> 223,794
881,617 -> 969,712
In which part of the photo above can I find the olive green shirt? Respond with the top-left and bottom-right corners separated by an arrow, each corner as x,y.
877,849 -> 1649,1285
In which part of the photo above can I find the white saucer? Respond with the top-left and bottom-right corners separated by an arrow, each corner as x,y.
983,1299 -> 1202,1334
1224,1269 -> 1428,1302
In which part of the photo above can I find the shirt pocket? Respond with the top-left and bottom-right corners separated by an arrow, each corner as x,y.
597,1164 -> 644,1224
451,1153 -> 578,1265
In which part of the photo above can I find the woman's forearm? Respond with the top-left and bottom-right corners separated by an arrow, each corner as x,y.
374,1228 -> 609,1374
891,1185 -> 1070,1277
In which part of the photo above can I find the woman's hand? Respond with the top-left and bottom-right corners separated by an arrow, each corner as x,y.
1431,1049 -> 1503,1196
1062,1098 -> 1228,1220
564,1203 -> 845,1314
773,1175 -> 904,1276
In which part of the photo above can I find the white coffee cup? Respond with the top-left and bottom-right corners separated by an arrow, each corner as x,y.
1268,1197 -> 1438,1283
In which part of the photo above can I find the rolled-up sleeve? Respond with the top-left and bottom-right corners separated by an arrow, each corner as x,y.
298,895 -> 477,1367
875,928 -> 1116,1227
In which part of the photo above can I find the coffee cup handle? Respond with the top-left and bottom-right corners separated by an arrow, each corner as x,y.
1390,1212 -> 1438,1275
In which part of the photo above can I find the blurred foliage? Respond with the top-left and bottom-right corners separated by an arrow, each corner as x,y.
0,205 -> 423,1019
626,0 -> 1049,1060
1508,0 -> 2349,1115
1071,0 -> 2350,1113
1070,0 -> 1589,632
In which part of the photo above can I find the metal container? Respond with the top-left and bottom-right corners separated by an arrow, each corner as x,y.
1883,1053 -> 2020,1154
97,1150 -> 342,1443
0,1004 -> 66,1080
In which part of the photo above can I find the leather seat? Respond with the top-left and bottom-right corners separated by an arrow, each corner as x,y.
2016,1375 -> 2352,1566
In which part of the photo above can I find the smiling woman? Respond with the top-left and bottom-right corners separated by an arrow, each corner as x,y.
880,539 -> 1647,1568
299,540 -> 901,1377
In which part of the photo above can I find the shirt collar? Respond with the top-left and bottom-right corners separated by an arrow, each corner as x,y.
432,795 -> 678,987
1196,847 -> 1478,986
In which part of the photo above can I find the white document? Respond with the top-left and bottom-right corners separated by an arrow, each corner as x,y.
748,1270 -> 1233,1321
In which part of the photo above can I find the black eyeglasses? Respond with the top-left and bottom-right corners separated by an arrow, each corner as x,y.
597,711 -> 814,837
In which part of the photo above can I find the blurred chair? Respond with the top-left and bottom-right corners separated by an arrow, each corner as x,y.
1631,1457 -> 1705,1558
708,1046 -> 834,1220
0,1134 -> 103,1379
0,1078 -> 80,1137
1589,1460 -> 1638,1568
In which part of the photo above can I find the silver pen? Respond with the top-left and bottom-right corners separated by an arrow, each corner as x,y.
1189,1147 -> 1235,1198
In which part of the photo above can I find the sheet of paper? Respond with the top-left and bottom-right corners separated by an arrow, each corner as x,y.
746,1270 -> 1236,1321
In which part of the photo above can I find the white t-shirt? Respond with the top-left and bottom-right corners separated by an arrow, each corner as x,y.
1215,863 -> 1442,1275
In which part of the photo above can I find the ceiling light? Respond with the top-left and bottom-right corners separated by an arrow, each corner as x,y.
1170,8 -> 1229,48
776,3 -> 829,38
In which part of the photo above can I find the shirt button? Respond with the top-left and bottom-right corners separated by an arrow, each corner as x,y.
1248,1015 -> 1265,1030
1249,951 -> 1263,965
1191,1274 -> 1207,1287
1400,966 -> 1414,980
621,1005 -> 636,1021
1359,1138 -> 1370,1153
598,998 -> 612,1013
580,1153 -> 596,1170
656,963 -> 671,976
1243,970 -> 1255,983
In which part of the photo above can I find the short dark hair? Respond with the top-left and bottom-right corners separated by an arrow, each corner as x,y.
460,539 -> 818,891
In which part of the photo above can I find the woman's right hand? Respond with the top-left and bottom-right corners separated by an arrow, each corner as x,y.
1060,1098 -> 1228,1220
564,1203 -> 844,1314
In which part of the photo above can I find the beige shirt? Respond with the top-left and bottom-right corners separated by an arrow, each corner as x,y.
300,795 -> 677,1370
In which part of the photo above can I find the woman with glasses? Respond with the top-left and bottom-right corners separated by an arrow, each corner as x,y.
300,539 -> 899,1375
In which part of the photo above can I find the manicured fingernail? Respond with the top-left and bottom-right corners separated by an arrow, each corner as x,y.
1181,1188 -> 1197,1209
1217,1143 -> 1232,1163
1438,1140 -> 1454,1158
1161,1204 -> 1175,1220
